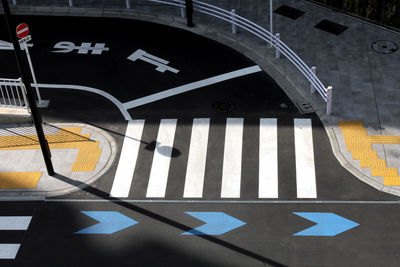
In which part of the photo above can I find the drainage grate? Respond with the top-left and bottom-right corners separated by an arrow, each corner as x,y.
213,101 -> 235,113
274,5 -> 305,20
295,101 -> 315,114
371,40 -> 399,54
314,19 -> 348,35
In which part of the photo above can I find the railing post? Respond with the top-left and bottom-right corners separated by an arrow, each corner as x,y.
68,0 -> 73,7
326,86 -> 333,115
269,0 -> 273,47
126,0 -> 131,9
180,0 -> 185,18
311,66 -> 317,94
19,78 -> 29,109
231,9 -> 238,34
275,33 -> 280,59
185,0 -> 194,27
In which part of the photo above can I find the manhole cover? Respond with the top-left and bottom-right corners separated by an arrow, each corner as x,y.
213,101 -> 235,113
371,40 -> 398,54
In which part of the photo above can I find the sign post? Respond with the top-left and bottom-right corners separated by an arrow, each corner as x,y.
1,0 -> 54,176
16,23 -> 49,108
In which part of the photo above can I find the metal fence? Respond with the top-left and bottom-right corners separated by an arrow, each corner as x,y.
0,78 -> 29,109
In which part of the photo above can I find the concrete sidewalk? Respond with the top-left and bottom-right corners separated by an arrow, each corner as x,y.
0,122 -> 116,199
3,0 -> 400,197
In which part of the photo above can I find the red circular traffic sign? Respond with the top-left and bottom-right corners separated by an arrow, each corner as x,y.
16,23 -> 29,39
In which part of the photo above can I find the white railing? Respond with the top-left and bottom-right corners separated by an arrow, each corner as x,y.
0,78 -> 29,109
147,0 -> 333,114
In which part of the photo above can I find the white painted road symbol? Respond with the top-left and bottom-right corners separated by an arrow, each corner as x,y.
0,39 -> 33,50
52,41 -> 110,55
127,49 -> 179,74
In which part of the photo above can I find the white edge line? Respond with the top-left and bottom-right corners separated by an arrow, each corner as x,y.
43,199 -> 400,204
123,65 -> 262,109
35,83 -> 132,121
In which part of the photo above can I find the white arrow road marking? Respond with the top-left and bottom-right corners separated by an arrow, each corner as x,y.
123,65 -> 262,109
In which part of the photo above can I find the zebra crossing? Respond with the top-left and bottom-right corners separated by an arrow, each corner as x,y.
110,117 -> 317,200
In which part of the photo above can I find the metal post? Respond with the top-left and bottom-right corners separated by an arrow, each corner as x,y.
23,41 -> 47,107
275,33 -> 280,59
126,0 -> 131,9
1,0 -> 54,176
231,9 -> 237,34
326,86 -> 333,115
68,0 -> 73,7
269,0 -> 273,47
185,0 -> 194,27
311,66 -> 317,94
180,0 -> 185,18
19,78 -> 29,109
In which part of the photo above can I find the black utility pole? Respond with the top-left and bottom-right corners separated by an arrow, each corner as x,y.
2,0 -> 54,175
185,0 -> 194,27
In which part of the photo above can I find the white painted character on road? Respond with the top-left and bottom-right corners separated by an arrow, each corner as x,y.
52,41 -> 109,55
0,39 -> 33,50
127,49 -> 179,74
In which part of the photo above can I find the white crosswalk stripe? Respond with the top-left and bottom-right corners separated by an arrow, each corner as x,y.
111,120 -> 145,198
221,118 -> 244,198
146,119 -> 178,198
259,118 -> 278,198
110,117 -> 317,199
294,118 -> 317,198
183,118 -> 210,198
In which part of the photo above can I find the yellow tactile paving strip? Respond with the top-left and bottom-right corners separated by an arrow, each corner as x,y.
0,172 -> 41,189
0,127 -> 102,172
339,121 -> 400,186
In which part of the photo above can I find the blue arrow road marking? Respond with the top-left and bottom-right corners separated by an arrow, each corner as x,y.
182,212 -> 246,235
75,211 -> 138,234
293,212 -> 359,236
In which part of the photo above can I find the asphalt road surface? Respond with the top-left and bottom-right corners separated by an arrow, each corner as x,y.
0,15 -> 399,266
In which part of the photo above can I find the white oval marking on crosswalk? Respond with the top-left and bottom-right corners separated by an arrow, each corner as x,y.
146,119 -> 178,198
294,118 -> 317,198
221,118 -> 244,198
259,118 -> 278,198
183,118 -> 210,198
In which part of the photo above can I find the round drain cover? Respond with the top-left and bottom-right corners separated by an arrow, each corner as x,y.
371,40 -> 398,54
213,101 -> 235,113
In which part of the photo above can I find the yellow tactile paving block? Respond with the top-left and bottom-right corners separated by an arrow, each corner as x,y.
0,127 -> 102,172
0,172 -> 41,189
339,121 -> 400,186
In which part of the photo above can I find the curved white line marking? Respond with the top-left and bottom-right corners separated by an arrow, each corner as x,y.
35,83 -> 132,121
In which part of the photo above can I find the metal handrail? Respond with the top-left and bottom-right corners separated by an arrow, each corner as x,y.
0,78 -> 29,109
147,0 -> 332,114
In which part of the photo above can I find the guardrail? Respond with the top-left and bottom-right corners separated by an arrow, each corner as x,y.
8,0 -> 333,114
0,78 -> 29,109
147,0 -> 332,114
